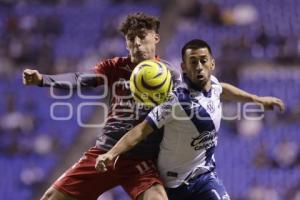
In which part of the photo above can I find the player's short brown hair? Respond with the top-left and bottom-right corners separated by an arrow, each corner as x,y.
120,12 -> 160,35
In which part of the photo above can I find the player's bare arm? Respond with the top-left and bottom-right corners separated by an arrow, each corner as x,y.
221,82 -> 285,112
95,120 -> 153,172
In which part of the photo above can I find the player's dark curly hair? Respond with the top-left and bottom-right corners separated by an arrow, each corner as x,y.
181,39 -> 213,61
120,12 -> 160,35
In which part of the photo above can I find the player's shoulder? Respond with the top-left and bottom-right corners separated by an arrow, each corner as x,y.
160,59 -> 183,86
173,82 -> 188,94
172,82 -> 190,102
112,56 -> 131,65
210,75 -> 223,95
210,75 -> 220,85
96,56 -> 130,67
93,56 -> 131,76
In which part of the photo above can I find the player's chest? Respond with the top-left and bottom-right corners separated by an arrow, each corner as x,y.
112,67 -> 133,97
190,92 -> 221,116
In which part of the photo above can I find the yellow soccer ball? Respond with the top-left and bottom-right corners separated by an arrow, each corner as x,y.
130,60 -> 173,107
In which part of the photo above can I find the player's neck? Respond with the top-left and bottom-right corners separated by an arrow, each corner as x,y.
202,81 -> 212,92
130,55 -> 156,65
184,74 -> 211,92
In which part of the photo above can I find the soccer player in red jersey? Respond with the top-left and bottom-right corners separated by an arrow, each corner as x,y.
23,12 -> 170,200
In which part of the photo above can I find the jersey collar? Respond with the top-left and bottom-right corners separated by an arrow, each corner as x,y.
183,74 -> 212,98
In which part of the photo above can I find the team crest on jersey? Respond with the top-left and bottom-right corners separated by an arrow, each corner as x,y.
207,100 -> 215,113
116,78 -> 130,89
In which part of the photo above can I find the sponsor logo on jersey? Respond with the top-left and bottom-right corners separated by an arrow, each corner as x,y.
207,100 -> 215,113
190,130 -> 217,150
116,78 -> 130,90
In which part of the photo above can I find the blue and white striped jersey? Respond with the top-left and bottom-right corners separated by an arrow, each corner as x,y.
146,75 -> 223,188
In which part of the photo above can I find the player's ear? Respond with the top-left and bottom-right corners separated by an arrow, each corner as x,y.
181,62 -> 186,73
154,33 -> 160,44
124,35 -> 130,50
125,40 -> 129,51
210,58 -> 215,70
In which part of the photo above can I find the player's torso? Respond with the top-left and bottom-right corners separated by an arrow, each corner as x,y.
97,58 -> 163,158
105,62 -> 143,133
158,81 -> 222,187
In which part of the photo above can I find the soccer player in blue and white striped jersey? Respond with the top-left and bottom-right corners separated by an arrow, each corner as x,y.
95,39 -> 284,200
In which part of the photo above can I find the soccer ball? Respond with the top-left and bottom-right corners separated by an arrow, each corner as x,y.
130,60 -> 173,107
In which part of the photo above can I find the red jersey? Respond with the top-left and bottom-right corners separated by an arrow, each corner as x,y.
93,56 -> 163,158
41,56 -> 181,158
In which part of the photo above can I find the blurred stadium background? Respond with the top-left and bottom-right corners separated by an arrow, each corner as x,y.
0,0 -> 299,199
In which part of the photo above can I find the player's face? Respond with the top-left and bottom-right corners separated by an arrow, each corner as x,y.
182,48 -> 215,90
125,29 -> 160,64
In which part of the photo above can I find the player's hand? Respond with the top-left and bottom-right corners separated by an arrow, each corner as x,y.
255,96 -> 285,112
23,69 -> 43,86
95,153 -> 115,172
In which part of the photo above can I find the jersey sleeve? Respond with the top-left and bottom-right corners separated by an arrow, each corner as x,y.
146,96 -> 178,130
41,72 -> 99,88
92,58 -> 116,86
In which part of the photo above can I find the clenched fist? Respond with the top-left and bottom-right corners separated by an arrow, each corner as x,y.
23,69 -> 43,86
95,153 -> 116,172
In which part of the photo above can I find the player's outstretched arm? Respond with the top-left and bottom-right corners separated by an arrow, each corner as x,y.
22,68 -> 100,89
221,82 -> 285,112
95,120 -> 153,172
